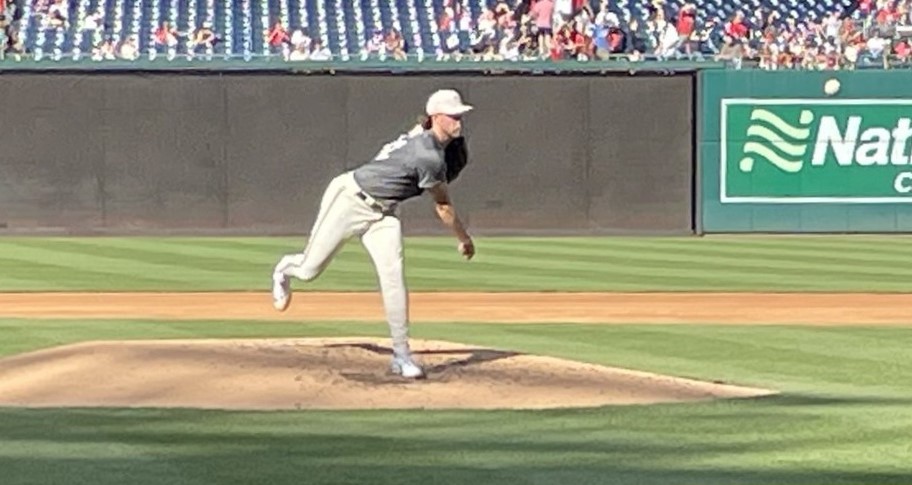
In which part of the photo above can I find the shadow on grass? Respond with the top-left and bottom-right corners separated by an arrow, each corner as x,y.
0,404 -> 910,485
748,393 -> 912,407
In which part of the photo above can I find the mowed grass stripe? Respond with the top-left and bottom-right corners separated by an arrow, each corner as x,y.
0,256 -> 186,288
453,251 -> 906,288
631,326 -> 912,392
11,239 -> 266,275
402,253 -> 828,290
508,236 -> 912,264
534,237 -> 912,267
472,243 -> 912,282
0,236 -> 911,291
0,243 -> 231,279
474,238 -> 912,288
620,237 -> 912,264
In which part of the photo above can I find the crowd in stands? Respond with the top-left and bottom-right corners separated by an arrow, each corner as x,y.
3,0 -> 912,69
416,0 -> 912,69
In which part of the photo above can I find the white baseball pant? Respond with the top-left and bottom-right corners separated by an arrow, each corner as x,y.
273,172 -> 412,358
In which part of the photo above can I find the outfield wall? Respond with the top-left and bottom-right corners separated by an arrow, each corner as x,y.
0,72 -> 694,235
699,70 -> 912,233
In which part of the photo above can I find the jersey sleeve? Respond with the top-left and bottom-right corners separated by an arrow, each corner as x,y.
416,155 -> 447,189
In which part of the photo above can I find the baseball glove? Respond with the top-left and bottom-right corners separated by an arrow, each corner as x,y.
444,136 -> 469,183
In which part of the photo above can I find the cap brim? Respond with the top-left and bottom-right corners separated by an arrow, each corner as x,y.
440,105 -> 473,116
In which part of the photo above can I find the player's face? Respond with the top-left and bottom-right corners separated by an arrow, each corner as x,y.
436,113 -> 464,139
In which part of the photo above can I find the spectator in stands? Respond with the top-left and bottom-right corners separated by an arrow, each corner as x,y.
715,34 -> 744,68
309,39 -> 331,60
495,1 -> 516,30
625,17 -> 650,61
80,9 -> 104,37
515,22 -> 539,59
437,4 -> 461,60
46,0 -> 67,29
554,0 -> 573,25
675,3 -> 697,59
188,21 -> 217,59
291,28 -> 311,54
498,29 -> 522,60
92,36 -> 116,61
288,40 -> 309,61
119,34 -> 139,60
154,21 -> 179,59
468,13 -> 497,59
265,20 -> 291,60
385,28 -> 407,60
1,5 -> 23,60
0,11 -> 7,60
724,11 -> 749,41
530,0 -> 554,57
361,29 -> 385,60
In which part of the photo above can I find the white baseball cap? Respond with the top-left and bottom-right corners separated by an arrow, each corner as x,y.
425,89 -> 473,116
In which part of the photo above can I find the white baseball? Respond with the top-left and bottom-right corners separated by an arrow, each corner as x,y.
824,79 -> 841,96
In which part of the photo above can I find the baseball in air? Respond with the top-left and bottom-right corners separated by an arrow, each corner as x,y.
824,79 -> 841,96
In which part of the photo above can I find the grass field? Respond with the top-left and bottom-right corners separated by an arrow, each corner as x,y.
3,235 -> 912,291
1,236 -> 911,485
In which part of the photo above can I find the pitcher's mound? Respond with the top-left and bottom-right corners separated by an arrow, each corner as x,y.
0,338 -> 776,410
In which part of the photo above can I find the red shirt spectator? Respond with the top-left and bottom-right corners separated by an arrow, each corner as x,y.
676,4 -> 697,36
438,8 -> 453,31
608,27 -> 624,52
895,40 -> 911,59
550,26 -> 570,59
725,12 -> 749,39
267,22 -> 290,46
570,29 -> 591,57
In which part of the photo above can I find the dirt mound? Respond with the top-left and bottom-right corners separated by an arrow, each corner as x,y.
0,338 -> 775,410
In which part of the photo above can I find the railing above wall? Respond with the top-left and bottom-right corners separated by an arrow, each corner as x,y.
0,54 -> 727,73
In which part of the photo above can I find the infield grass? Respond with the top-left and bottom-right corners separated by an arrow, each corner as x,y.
1,235 -> 911,484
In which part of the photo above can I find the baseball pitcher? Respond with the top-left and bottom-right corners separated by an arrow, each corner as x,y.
271,89 -> 475,379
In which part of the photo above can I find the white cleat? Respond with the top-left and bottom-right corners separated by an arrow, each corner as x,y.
390,356 -> 426,379
272,273 -> 292,312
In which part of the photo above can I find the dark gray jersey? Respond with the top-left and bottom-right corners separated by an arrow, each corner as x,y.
352,129 -> 447,205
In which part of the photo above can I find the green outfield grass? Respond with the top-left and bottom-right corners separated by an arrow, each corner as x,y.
2,235 -> 912,292
1,236 -> 911,484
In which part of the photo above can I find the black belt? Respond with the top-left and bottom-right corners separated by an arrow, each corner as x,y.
355,191 -> 387,213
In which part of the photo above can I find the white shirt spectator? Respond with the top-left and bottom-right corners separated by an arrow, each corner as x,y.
459,11 -> 471,32
82,11 -> 103,31
48,1 -> 68,21
867,36 -> 886,56
478,11 -> 496,32
554,0 -> 573,21
119,37 -> 139,60
660,22 -> 679,56
289,45 -> 309,61
291,30 -> 311,49
499,35 -> 515,58
310,43 -> 332,60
